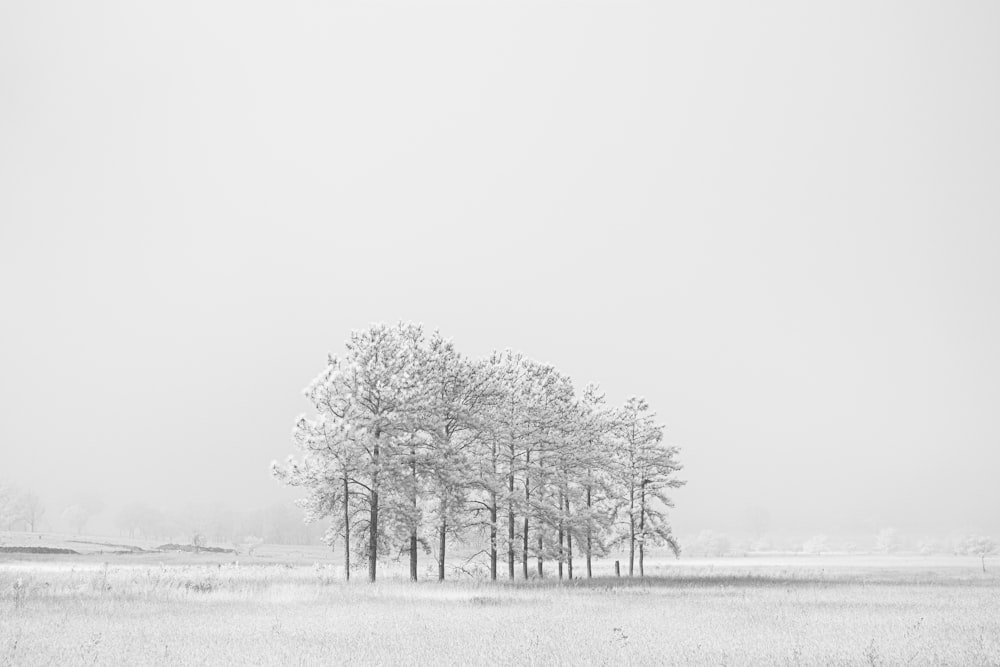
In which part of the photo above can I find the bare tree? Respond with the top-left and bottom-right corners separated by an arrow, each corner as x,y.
21,493 -> 45,532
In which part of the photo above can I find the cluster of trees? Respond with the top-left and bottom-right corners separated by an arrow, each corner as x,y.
273,323 -> 684,583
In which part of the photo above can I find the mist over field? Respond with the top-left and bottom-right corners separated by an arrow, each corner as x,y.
2,1 -> 999,546
3,2 -> 1000,665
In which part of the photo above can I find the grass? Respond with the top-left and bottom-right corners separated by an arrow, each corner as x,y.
1,540 -> 999,665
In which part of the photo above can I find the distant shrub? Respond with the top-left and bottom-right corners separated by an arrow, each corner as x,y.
684,530 -> 733,557
802,535 -> 831,555
917,538 -> 942,555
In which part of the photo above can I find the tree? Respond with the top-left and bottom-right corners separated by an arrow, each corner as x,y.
60,493 -> 104,535
462,355 -> 510,582
469,350 -> 537,581
960,535 -> 998,572
0,484 -> 45,531
532,367 -> 585,580
489,351 -> 538,581
276,323 -> 428,582
612,397 -> 684,576
116,502 -> 153,538
0,483 -> 24,530
20,493 -> 45,532
418,334 -> 494,581
574,384 -> 620,578
61,505 -> 90,534
275,413 -> 362,579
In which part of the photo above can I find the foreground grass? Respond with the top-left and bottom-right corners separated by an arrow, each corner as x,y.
1,556 -> 999,666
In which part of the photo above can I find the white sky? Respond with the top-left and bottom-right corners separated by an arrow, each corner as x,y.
2,0 -> 998,537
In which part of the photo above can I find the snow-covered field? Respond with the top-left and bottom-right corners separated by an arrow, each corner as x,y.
1,536 -> 998,665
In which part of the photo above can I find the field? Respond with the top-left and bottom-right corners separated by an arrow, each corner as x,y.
1,534 -> 999,666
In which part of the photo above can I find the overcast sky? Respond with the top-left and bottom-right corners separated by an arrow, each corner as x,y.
2,1 -> 998,537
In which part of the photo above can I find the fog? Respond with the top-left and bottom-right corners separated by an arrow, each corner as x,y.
2,1 -> 998,542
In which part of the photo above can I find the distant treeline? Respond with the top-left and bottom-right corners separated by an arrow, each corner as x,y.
273,323 -> 685,583
109,501 -> 326,546
0,483 -> 324,547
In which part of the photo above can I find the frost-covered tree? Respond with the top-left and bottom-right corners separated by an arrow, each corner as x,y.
61,504 -> 91,534
573,384 -> 621,578
0,486 -> 45,532
275,323 -> 428,582
116,502 -> 152,538
519,362 -> 576,579
13,492 -> 43,532
274,413 -> 362,579
0,483 -> 24,530
472,351 -> 549,580
612,397 -> 684,576
460,356 -> 508,581
418,334 -> 495,581
959,535 -> 998,572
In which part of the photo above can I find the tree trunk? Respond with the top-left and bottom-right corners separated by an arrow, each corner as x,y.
537,534 -> 544,578
566,495 -> 573,580
523,453 -> 530,579
585,484 -> 592,578
438,519 -> 446,581
490,441 -> 498,582
368,488 -> 378,583
639,481 -> 646,577
409,443 -> 418,581
628,499 -> 635,577
343,472 -> 351,582
489,491 -> 497,581
409,531 -> 418,581
508,475 -> 516,580
368,430 -> 380,583
522,516 -> 530,579
557,489 -> 564,580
